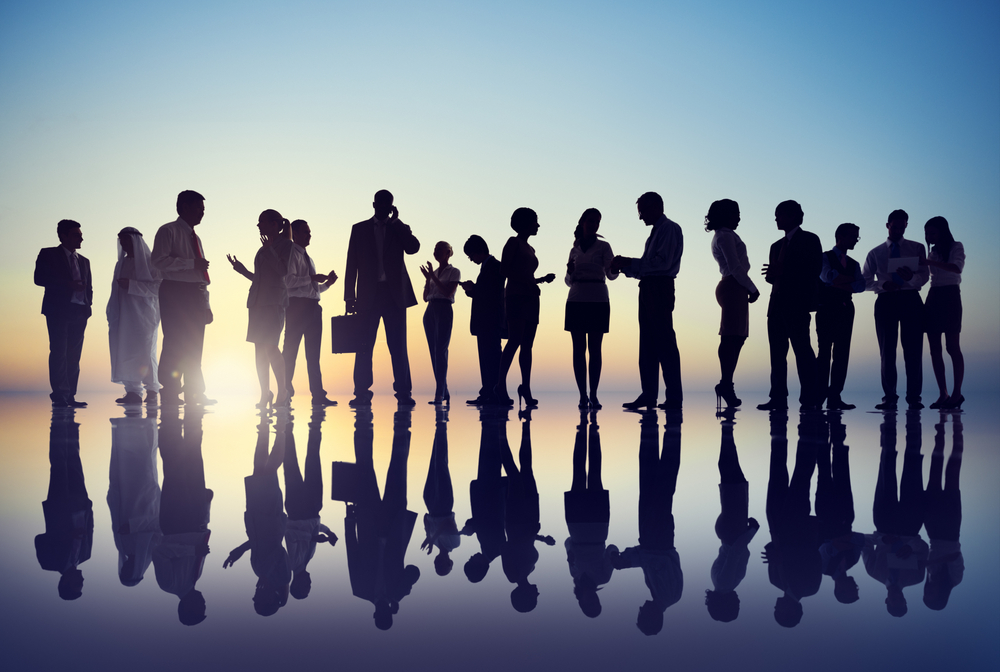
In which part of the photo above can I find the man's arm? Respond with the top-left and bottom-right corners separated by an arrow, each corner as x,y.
344,225 -> 359,305
862,249 -> 879,292
911,243 -> 930,289
33,249 -> 64,288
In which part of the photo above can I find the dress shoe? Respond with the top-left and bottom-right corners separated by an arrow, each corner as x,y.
66,397 -> 88,408
348,396 -> 371,407
396,396 -> 416,407
622,395 -> 656,411
908,401 -> 924,410
826,399 -> 856,411
756,399 -> 787,411
312,396 -> 338,407
657,399 -> 682,410
116,392 -> 143,405
144,391 -> 158,405
466,396 -> 488,405
51,397 -> 69,408
874,401 -> 897,411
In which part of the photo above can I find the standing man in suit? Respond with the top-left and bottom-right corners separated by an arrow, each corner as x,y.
344,190 -> 420,407
460,235 -> 505,405
817,223 -> 865,411
862,209 -> 929,410
35,220 -> 93,408
151,190 -> 214,406
758,200 -> 823,411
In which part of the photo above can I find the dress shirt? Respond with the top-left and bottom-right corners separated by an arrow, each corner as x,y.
623,214 -> 683,279
425,265 -> 461,302
929,241 -> 965,287
62,246 -> 87,305
286,243 -> 328,300
862,238 -> 928,294
151,217 -> 210,284
820,246 -> 865,292
711,228 -> 757,293
565,239 -> 619,302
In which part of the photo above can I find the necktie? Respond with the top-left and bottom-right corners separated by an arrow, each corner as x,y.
889,242 -> 902,286
191,230 -> 210,283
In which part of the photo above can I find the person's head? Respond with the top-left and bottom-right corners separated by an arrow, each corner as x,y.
923,565 -> 955,611
886,209 -> 908,242
886,585 -> 908,617
705,589 -> 741,622
178,589 -> 207,626
510,207 -> 539,236
577,208 -> 602,238
373,190 -> 394,220
433,241 -> 454,265
117,227 -> 142,258
636,192 -> 664,225
373,598 -> 395,630
464,235 -> 490,264
636,600 -> 664,635
253,582 -> 283,617
258,209 -> 289,239
704,199 -> 740,232
176,190 -> 205,226
774,595 -> 803,627
464,552 -> 490,583
290,570 -> 312,600
834,223 -> 861,251
510,582 -> 539,613
290,219 -> 312,248
57,219 -> 83,250
434,551 -> 454,577
774,200 -> 804,231
924,215 -> 954,257
574,576 -> 602,618
58,568 -> 84,600
833,575 -> 860,604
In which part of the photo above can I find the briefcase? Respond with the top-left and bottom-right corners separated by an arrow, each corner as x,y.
331,461 -> 363,502
331,313 -> 365,353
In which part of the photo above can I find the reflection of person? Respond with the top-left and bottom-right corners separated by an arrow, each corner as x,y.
564,411 -> 617,618
460,236 -> 505,405
283,219 -> 338,407
564,209 -> 618,410
497,208 -> 556,408
922,216 -> 965,410
862,209 -> 929,410
923,414 -> 964,610
151,190 -> 214,406
35,409 -> 93,600
34,220 -> 92,408
228,210 -> 295,409
758,200 -> 822,412
108,228 -> 162,405
705,200 -> 759,409
421,408 -> 460,575
461,407 -> 509,583
610,410 -> 683,635
816,223 -> 865,411
344,190 -> 421,407
612,192 -> 684,410
420,242 -> 461,405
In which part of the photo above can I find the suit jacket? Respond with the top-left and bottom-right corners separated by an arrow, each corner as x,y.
467,255 -> 505,336
344,218 -> 420,310
35,246 -> 93,318
765,229 -> 822,314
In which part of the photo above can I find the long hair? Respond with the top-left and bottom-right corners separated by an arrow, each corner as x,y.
574,208 -> 602,251
705,199 -> 740,232
925,216 -> 955,263
260,209 -> 291,239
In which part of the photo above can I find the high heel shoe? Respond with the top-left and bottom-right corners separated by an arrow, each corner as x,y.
492,384 -> 514,407
578,395 -> 590,409
517,385 -> 538,409
622,395 -> 656,411
589,396 -> 602,410
715,383 -> 742,409
943,394 -> 964,410
929,395 -> 950,410
256,391 -> 274,409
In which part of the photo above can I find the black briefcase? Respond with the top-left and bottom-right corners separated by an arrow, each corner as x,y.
330,461 -> 363,502
331,313 -> 365,353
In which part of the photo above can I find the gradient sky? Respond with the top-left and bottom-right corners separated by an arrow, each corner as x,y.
2,0 -> 998,398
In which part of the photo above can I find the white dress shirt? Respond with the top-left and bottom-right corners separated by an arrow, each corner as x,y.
425,265 -> 461,302
623,214 -> 683,279
150,217 -> 210,284
929,241 -> 965,287
286,243 -> 328,300
565,239 -> 619,302
711,228 -> 757,293
862,237 -> 928,294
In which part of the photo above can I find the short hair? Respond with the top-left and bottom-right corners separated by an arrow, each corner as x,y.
56,219 -> 81,240
510,207 -> 538,234
464,553 -> 489,583
705,199 -> 740,232
833,575 -> 860,604
835,223 -> 860,240
775,200 -> 804,226
464,235 -> 489,257
178,590 -> 207,626
260,209 -> 290,236
887,209 -> 909,223
176,190 -> 205,213
774,595 -> 803,627
637,192 -> 664,213
374,189 -> 394,205
290,219 -> 309,234
705,589 -> 740,622
510,584 -> 538,613
434,553 -> 454,577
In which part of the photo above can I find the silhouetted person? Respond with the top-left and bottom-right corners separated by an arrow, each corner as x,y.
344,190 -> 420,407
816,223 -> 865,410
283,219 -> 338,407
283,409 -> 337,601
461,407 -> 509,583
816,413 -> 864,604
420,242 -> 461,404
107,227 -> 162,405
421,408 -> 460,575
923,216 -> 966,410
343,409 -> 420,629
706,409 -> 759,622
762,411 -> 822,627
224,416 -> 291,617
758,200 -> 822,411
705,199 -> 760,410
108,409 -> 161,587
460,235 -> 505,405
612,192 -> 684,410
151,190 -> 214,406
35,219 -> 92,408
862,209 -> 929,410
564,411 -> 617,618
610,409 -> 683,635
500,409 -> 556,612
35,408 -> 93,599
496,208 -> 556,408
154,406 -> 212,625
923,414 -> 963,611
863,411 -> 928,617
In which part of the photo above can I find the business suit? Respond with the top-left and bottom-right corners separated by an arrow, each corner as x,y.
465,255 -> 504,399
34,246 -> 93,404
344,217 -> 420,401
764,228 -> 822,406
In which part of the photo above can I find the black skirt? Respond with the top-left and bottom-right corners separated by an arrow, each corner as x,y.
564,301 -> 610,333
924,285 -> 962,334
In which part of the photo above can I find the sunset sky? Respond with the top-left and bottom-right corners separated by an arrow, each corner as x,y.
2,0 -> 998,400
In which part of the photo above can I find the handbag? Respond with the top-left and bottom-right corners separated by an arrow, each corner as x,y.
330,313 -> 365,353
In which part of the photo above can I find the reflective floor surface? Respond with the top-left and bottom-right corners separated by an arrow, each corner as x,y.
1,391 -> 998,671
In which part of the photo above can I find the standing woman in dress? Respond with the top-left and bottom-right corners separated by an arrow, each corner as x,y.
228,209 -> 295,409
706,199 -> 760,408
496,208 -> 556,407
923,216 -> 965,409
420,241 -> 461,404
565,209 -> 618,409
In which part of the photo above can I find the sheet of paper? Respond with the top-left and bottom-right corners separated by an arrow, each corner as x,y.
888,257 -> 918,273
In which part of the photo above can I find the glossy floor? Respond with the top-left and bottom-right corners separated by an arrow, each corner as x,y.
2,392 -> 997,671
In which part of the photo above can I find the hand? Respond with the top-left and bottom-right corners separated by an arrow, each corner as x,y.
346,299 -> 358,314
194,258 -> 210,272
389,206 -> 400,224
226,254 -> 247,275
748,290 -> 760,304
460,280 -> 474,292
312,273 -> 328,283
748,517 -> 759,529
540,534 -> 556,546
420,261 -> 433,278
117,278 -> 130,289
896,265 -> 914,281
223,551 -> 242,569
325,270 -> 338,286
760,263 -> 770,276
539,273 -> 556,284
